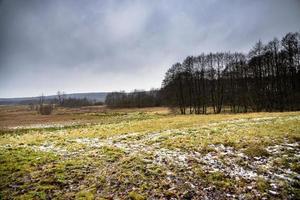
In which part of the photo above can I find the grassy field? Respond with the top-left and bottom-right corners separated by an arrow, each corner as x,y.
0,106 -> 299,199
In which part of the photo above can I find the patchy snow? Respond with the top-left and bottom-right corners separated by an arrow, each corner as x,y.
29,142 -> 70,156
9,122 -> 81,130
2,115 -> 298,198
71,132 -> 299,195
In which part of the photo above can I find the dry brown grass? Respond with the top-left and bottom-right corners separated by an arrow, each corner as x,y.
0,105 -> 170,128
0,106 -> 299,199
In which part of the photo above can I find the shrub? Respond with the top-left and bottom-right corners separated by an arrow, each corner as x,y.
38,104 -> 53,115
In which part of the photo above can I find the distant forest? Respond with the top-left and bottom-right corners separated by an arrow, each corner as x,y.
105,89 -> 162,108
106,32 -> 300,114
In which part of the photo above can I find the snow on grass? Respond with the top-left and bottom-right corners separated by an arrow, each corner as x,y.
1,112 -> 299,199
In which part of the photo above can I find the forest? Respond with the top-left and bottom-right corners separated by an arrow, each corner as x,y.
105,89 -> 162,108
106,32 -> 300,114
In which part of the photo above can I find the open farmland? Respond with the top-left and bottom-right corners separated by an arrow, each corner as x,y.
1,0 -> 300,199
0,106 -> 299,199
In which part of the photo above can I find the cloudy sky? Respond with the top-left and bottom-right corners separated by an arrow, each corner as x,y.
0,0 -> 299,98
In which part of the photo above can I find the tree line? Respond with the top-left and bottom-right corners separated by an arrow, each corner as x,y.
161,32 -> 300,114
55,91 -> 94,108
30,91 -> 103,115
105,89 -> 161,108
105,32 -> 300,113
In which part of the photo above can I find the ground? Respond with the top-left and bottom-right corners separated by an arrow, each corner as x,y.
0,106 -> 299,199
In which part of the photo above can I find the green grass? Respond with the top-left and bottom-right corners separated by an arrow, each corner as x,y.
0,110 -> 299,199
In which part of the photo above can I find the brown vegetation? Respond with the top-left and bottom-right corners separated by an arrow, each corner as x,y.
0,105 -> 169,129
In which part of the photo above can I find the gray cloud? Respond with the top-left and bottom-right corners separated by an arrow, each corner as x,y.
0,0 -> 299,97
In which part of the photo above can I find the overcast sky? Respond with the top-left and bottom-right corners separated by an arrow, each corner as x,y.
0,0 -> 299,98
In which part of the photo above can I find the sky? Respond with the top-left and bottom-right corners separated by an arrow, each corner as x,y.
0,0 -> 300,98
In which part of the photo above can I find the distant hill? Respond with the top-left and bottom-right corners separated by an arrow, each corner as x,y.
0,92 -> 108,105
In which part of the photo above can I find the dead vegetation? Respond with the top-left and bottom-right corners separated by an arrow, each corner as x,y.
0,106 -> 299,199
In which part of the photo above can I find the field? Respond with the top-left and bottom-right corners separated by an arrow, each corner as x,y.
0,106 -> 299,199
